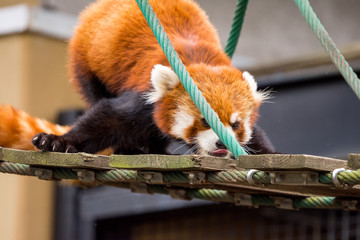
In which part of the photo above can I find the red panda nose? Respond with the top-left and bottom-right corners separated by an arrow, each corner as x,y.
215,140 -> 227,149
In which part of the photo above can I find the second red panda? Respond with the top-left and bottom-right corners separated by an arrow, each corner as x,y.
9,0 -> 275,157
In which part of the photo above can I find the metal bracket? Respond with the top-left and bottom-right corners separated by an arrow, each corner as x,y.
138,171 -> 164,184
167,188 -> 191,200
33,168 -> 54,180
272,197 -> 296,210
184,171 -> 206,185
332,168 -> 349,188
76,169 -> 96,182
234,193 -> 256,207
269,171 -> 322,186
247,169 -> 260,185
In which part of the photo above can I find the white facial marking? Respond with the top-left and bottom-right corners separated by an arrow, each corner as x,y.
241,116 -> 252,144
230,112 -> 240,124
243,71 -> 265,102
196,129 -> 219,155
146,64 -> 180,104
171,110 -> 194,140
196,127 -> 235,158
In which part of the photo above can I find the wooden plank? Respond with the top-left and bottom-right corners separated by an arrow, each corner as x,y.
0,148 -> 349,172
0,147 -> 111,169
110,154 -> 239,171
237,154 -> 347,172
348,154 -> 360,169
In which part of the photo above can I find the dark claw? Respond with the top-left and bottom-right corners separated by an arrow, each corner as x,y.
32,133 -> 78,153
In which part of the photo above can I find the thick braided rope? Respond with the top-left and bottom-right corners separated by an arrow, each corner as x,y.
293,196 -> 336,209
224,0 -> 249,58
134,0 -> 247,157
208,170 -> 270,184
0,161 -> 34,176
96,169 -> 137,182
319,170 -> 360,185
187,188 -> 234,202
169,188 -> 345,209
294,0 -> 360,99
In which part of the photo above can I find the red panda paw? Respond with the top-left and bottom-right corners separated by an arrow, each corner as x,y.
32,133 -> 78,153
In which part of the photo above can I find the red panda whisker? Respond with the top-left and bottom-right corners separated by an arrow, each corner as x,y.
171,142 -> 190,154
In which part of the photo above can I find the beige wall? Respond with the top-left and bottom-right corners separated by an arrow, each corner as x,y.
0,0 -> 38,7
0,34 -> 85,120
0,175 -> 55,240
0,33 -> 85,240
22,34 -> 85,120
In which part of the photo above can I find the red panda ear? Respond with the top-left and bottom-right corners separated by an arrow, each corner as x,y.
147,64 -> 180,103
243,71 -> 268,102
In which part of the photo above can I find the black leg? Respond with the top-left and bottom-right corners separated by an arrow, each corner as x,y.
33,91 -> 168,154
246,125 -> 277,154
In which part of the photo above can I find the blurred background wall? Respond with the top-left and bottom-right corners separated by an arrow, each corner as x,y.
0,0 -> 359,239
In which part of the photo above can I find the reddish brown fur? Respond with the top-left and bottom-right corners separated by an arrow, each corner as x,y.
69,0 -> 229,95
154,64 -> 259,142
0,105 -> 70,150
69,0 -> 260,141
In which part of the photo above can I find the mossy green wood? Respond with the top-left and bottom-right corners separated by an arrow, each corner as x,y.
237,154 -> 347,171
0,148 -> 349,172
109,154 -> 239,171
0,147 -> 111,169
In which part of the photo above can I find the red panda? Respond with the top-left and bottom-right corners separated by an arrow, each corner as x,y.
1,0 -> 275,157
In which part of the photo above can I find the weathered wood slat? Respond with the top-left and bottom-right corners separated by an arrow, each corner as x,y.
0,148 -> 349,172
237,154 -> 347,171
0,147 -> 111,169
110,154 -> 238,171
347,154 -> 360,169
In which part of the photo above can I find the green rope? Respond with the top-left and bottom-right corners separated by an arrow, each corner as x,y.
0,161 -> 34,176
4,160 -> 360,188
294,0 -> 360,100
1,160 -> 360,210
318,173 -> 332,184
96,169 -> 137,182
207,170 -> 270,184
134,0 -> 247,157
293,196 -> 336,209
208,170 -> 247,183
319,170 -> 360,186
224,0 -> 249,58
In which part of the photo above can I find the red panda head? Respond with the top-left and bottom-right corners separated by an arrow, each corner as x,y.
147,63 -> 268,158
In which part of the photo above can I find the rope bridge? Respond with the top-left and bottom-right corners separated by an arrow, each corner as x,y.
1,147 -> 360,210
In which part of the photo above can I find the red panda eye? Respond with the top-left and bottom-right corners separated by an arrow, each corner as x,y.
232,121 -> 240,130
201,118 -> 210,128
